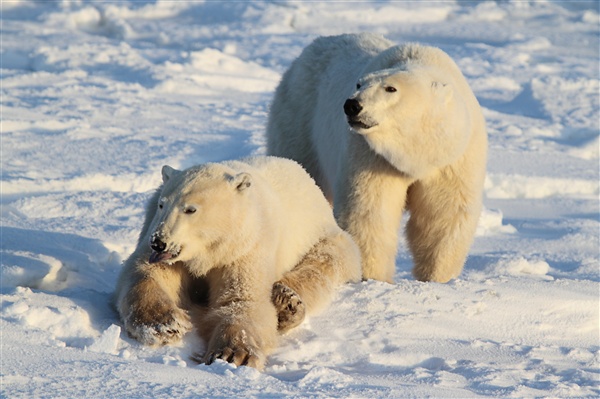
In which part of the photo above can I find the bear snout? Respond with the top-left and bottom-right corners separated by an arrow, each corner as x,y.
343,98 -> 362,117
150,234 -> 167,253
344,98 -> 377,130
148,232 -> 181,264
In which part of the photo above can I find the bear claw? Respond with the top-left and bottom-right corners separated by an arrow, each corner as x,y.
272,282 -> 306,333
125,307 -> 192,347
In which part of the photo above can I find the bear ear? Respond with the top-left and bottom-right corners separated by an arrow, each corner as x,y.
232,172 -> 252,192
161,165 -> 178,183
431,81 -> 453,104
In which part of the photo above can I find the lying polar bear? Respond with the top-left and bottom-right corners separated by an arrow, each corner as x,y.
267,33 -> 487,283
115,156 -> 361,369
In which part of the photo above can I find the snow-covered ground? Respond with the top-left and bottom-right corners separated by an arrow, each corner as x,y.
1,1 -> 599,398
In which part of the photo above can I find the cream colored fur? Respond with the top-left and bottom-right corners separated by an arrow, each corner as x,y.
267,33 -> 487,283
114,156 -> 361,369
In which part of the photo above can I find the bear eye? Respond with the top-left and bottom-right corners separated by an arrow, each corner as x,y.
183,206 -> 196,215
158,204 -> 163,209
356,83 -> 361,90
385,86 -> 397,93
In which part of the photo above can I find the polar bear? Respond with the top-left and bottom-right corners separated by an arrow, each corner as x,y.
115,156 -> 361,369
267,33 -> 487,283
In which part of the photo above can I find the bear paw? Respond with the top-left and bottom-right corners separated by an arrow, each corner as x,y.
272,282 -> 306,333
200,344 -> 263,369
125,306 -> 193,347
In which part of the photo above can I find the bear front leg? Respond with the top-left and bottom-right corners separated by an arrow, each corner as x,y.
406,167 -> 483,283
116,258 -> 193,347
200,266 -> 278,369
202,303 -> 277,369
274,231 -> 361,332
335,137 -> 413,283
203,322 -> 266,368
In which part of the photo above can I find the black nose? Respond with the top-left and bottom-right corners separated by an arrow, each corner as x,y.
150,236 -> 166,253
344,98 -> 362,117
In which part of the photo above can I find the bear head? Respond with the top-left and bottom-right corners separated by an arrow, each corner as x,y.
146,163 -> 260,276
344,66 -> 472,179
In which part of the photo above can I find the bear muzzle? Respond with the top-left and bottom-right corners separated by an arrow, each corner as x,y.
150,234 -> 167,253
149,233 -> 181,264
344,98 -> 363,117
149,250 -> 173,264
344,98 -> 378,131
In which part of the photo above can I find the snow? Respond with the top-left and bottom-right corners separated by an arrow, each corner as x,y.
1,1 -> 599,397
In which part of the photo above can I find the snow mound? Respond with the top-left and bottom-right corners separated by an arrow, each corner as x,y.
156,48 -> 279,95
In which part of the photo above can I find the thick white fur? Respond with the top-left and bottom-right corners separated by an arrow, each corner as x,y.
114,156 -> 361,369
267,33 -> 487,283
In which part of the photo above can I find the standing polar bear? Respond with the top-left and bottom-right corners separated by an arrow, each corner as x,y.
267,33 -> 487,283
115,156 -> 361,369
